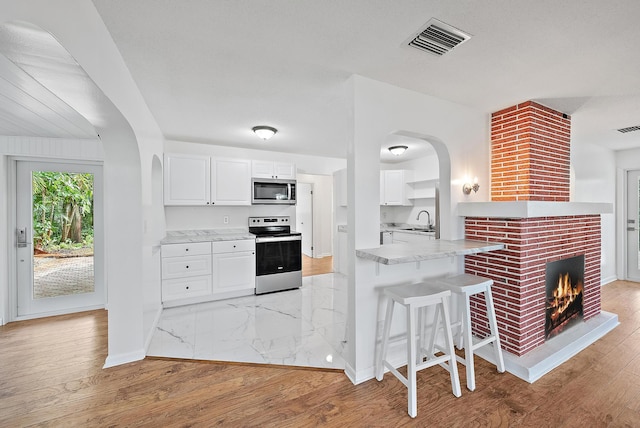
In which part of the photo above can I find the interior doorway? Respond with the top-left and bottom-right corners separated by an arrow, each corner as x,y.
379,134 -> 440,236
297,182 -> 314,257
15,160 -> 104,319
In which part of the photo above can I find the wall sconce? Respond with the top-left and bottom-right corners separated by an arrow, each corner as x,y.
463,177 -> 479,195
252,125 -> 278,140
388,145 -> 408,156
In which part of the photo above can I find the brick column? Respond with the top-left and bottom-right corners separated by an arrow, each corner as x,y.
491,101 -> 571,202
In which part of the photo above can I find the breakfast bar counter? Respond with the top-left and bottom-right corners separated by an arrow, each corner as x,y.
356,239 -> 504,265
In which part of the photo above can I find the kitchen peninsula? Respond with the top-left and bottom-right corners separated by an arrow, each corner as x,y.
356,239 -> 504,265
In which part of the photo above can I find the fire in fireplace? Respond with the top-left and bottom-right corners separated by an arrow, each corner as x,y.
545,255 -> 585,339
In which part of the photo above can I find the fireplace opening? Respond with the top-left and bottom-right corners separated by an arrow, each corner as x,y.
545,255 -> 584,340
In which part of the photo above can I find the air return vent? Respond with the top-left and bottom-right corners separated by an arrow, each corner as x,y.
617,125 -> 640,134
406,18 -> 471,56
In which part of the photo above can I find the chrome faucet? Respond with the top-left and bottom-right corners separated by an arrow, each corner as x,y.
416,210 -> 431,226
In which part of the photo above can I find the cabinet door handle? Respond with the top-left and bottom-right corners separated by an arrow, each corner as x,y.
186,285 -> 190,290
185,265 -> 189,269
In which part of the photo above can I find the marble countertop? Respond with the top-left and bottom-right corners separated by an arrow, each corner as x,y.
161,228 -> 255,244
356,239 -> 505,265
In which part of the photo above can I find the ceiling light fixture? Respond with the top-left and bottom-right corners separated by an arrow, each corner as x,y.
388,145 -> 408,156
252,125 -> 277,140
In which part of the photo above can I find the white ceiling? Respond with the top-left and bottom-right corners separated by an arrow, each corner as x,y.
0,22 -> 97,140
2,1 -> 640,157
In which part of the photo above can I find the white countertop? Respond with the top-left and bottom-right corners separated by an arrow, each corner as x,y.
161,228 -> 255,244
356,239 -> 504,265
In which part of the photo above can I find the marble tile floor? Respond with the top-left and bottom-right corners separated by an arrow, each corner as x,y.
147,273 -> 348,370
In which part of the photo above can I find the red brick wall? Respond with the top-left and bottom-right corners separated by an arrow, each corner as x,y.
464,216 -> 601,356
491,101 -> 571,202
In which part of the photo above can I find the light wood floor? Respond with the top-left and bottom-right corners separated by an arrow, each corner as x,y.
302,254 -> 333,277
2,280 -> 640,426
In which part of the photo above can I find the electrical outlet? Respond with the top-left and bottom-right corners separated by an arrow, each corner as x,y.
223,216 -> 229,224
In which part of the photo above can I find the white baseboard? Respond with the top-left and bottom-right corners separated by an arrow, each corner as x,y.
344,362 -> 377,385
344,362 -> 357,384
103,349 -> 146,369
601,275 -> 618,286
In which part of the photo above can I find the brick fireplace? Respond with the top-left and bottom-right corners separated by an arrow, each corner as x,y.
465,215 -> 600,355
459,101 -> 616,380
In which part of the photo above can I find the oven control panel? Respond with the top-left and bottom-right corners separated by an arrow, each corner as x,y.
248,216 -> 290,226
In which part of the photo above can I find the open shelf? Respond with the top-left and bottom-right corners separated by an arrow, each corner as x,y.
406,177 -> 439,185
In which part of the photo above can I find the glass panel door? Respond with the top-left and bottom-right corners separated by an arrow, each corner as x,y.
16,160 -> 104,318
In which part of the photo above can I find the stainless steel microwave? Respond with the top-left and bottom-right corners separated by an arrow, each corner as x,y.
251,178 -> 297,205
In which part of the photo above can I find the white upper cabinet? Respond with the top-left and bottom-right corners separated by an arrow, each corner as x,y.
380,169 -> 413,206
211,158 -> 251,205
164,153 -> 211,206
164,154 -> 251,206
251,160 -> 296,179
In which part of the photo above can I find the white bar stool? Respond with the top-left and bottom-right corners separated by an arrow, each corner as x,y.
436,274 -> 505,391
376,282 -> 461,418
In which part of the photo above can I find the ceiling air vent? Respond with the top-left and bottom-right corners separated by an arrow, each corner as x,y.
617,125 -> 640,134
406,18 -> 471,56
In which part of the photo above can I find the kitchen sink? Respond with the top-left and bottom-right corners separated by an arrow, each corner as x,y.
399,227 -> 435,232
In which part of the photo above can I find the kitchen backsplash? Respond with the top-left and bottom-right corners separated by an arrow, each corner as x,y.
165,205 -> 296,231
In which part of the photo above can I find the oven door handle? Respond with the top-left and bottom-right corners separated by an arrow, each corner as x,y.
255,235 -> 302,243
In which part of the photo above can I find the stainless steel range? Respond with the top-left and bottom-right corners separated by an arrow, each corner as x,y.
249,216 -> 302,294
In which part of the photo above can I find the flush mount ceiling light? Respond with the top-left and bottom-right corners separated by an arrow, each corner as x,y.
389,145 -> 408,156
252,126 -> 277,140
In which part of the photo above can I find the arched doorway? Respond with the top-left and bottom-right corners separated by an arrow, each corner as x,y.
380,131 -> 452,239
0,17 -> 147,367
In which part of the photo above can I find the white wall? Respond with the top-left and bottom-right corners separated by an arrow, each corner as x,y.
165,140 -> 345,175
297,173 -> 334,258
571,140 -> 617,284
346,75 -> 489,384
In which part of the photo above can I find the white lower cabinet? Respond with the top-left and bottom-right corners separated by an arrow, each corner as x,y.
212,240 -> 256,300
162,276 -> 212,302
161,239 -> 255,306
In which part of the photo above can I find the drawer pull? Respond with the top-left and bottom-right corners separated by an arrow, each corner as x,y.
186,286 -> 190,290
186,265 -> 189,269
